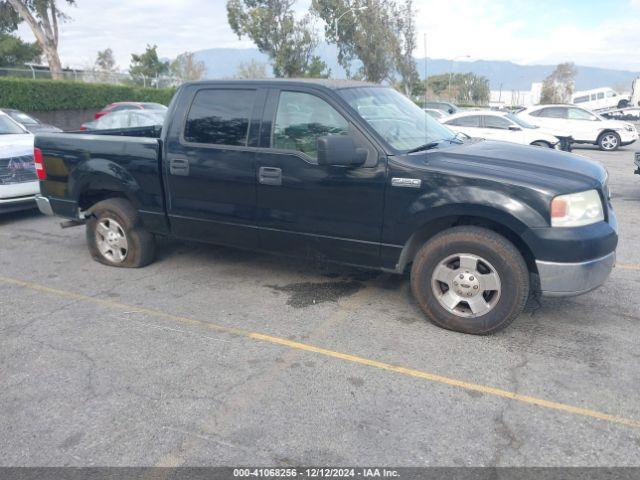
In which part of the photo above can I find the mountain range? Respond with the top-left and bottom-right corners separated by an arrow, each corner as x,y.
194,46 -> 640,92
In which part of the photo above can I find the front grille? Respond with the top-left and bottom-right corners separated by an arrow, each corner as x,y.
0,154 -> 37,185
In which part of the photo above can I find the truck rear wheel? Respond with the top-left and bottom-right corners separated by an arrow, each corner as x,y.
86,198 -> 155,268
410,226 -> 529,335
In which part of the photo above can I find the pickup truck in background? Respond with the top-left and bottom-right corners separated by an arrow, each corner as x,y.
34,80 -> 618,335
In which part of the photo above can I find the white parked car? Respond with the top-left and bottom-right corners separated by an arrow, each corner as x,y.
424,108 -> 446,121
518,104 -> 638,151
0,112 -> 38,213
442,110 -> 569,150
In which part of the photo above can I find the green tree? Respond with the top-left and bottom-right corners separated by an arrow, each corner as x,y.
235,59 -> 269,79
312,0 -> 417,85
392,0 -> 419,95
95,48 -> 116,72
540,62 -> 576,104
425,72 -> 489,105
0,32 -> 41,67
129,44 -> 169,86
170,51 -> 205,82
2,0 -> 75,79
227,0 -> 329,78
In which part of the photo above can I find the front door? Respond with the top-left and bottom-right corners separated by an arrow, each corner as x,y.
255,88 -> 387,267
164,86 -> 265,249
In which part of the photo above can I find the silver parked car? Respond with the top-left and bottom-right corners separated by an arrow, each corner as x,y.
80,110 -> 166,131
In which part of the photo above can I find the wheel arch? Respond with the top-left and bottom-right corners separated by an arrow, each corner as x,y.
396,211 -> 538,276
69,158 -> 142,212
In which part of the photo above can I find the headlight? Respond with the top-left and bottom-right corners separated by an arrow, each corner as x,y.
550,190 -> 604,227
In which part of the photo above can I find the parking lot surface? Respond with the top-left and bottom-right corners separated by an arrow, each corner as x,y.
1,146 -> 639,467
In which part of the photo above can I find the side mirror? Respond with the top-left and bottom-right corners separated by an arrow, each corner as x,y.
317,136 -> 367,167
508,125 -> 521,131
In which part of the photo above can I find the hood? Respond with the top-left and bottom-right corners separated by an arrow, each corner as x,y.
0,134 -> 34,151
419,140 -> 607,194
599,118 -> 636,130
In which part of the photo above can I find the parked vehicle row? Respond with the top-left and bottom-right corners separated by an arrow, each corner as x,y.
33,79 -> 618,336
518,104 -> 639,151
441,110 -> 572,151
426,100 -> 638,152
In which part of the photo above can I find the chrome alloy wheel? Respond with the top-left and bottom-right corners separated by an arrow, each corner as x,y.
600,133 -> 619,150
431,253 -> 501,317
95,218 -> 128,263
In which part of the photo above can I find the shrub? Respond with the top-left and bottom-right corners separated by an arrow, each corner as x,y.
0,77 -> 176,112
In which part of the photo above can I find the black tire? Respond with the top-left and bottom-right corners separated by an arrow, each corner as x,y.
597,131 -> 620,151
86,198 -> 155,268
530,140 -> 552,148
410,226 -> 529,335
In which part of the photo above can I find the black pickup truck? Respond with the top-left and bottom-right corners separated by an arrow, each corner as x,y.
34,80 -> 618,334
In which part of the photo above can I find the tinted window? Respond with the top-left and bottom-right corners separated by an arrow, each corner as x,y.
446,115 -> 481,127
538,107 -> 566,119
483,115 -> 512,129
574,96 -> 589,104
273,91 -> 348,159
597,92 -> 604,99
185,89 -> 255,146
568,107 -> 597,121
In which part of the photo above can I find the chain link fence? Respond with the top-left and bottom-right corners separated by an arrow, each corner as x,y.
0,67 -> 181,89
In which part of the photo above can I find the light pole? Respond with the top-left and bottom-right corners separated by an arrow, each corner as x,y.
334,6 -> 367,39
448,55 -> 471,100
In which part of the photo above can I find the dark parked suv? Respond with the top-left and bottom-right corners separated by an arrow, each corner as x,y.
34,80 -> 617,334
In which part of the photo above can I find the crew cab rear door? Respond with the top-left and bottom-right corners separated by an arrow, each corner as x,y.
254,87 -> 386,267
163,85 -> 266,249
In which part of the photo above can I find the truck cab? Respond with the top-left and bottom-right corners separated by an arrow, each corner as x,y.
34,80 -> 618,335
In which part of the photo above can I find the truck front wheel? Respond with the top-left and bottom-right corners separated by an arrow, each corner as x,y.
86,198 -> 156,268
410,226 -> 529,335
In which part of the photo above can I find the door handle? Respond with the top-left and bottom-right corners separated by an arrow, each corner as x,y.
169,157 -> 189,176
258,166 -> 282,186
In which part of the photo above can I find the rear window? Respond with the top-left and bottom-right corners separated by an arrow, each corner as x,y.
184,89 -> 256,146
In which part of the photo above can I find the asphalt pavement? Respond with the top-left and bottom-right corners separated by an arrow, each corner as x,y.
1,145 -> 639,467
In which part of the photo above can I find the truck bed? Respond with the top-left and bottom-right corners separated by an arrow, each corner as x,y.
35,131 -> 168,233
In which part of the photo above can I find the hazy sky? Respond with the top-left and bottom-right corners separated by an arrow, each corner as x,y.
15,0 -> 640,71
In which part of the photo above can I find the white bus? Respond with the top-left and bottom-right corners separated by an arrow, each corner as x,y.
572,87 -> 627,111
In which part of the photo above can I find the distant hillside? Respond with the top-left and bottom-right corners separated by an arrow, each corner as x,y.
194,46 -> 640,91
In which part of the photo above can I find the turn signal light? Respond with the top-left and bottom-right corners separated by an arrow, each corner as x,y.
34,147 -> 46,180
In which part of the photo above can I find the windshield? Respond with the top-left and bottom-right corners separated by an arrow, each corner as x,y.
0,115 -> 26,134
505,112 -> 537,129
8,111 -> 39,125
338,87 -> 457,151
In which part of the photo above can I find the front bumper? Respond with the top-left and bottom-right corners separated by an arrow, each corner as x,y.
536,252 -> 615,297
620,130 -> 639,145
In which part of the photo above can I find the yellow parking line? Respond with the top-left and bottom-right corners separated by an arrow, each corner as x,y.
617,263 -> 640,271
1,274 -> 639,431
